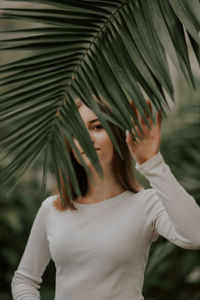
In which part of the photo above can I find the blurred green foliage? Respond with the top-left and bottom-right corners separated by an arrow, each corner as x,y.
0,161 -> 55,300
143,77 -> 200,299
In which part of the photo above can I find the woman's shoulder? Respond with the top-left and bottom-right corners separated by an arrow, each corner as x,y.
41,194 -> 58,210
131,187 -> 156,199
127,188 -> 159,207
127,188 -> 163,220
135,188 -> 164,213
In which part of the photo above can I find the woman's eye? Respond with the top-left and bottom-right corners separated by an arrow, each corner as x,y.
92,124 -> 103,130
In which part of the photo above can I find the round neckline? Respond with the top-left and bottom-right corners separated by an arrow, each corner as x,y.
73,190 -> 130,209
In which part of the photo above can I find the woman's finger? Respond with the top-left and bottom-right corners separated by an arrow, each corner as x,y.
139,99 -> 152,127
129,100 -> 143,136
126,128 -> 143,148
147,99 -> 153,115
129,100 -> 139,125
131,126 -> 144,141
156,109 -> 162,128
141,99 -> 154,125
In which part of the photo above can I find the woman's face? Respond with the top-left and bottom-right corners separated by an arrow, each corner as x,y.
72,104 -> 114,169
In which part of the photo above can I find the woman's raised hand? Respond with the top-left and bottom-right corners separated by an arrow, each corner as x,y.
125,99 -> 162,165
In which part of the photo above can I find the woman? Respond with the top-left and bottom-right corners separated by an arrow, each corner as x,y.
11,97 -> 200,300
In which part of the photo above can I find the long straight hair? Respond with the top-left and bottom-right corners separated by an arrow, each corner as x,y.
53,97 -> 143,211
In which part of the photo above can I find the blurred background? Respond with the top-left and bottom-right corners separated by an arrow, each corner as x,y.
0,2 -> 200,300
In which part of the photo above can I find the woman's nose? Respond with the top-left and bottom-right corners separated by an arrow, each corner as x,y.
90,133 -> 95,143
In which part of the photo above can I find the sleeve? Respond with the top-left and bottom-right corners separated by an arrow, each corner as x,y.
135,152 -> 200,250
11,197 -> 52,300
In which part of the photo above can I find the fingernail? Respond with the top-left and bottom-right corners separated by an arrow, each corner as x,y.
125,130 -> 130,138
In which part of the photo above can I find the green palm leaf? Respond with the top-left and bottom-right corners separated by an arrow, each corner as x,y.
0,0 -> 199,200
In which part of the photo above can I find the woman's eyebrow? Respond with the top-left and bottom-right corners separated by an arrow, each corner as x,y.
87,118 -> 99,124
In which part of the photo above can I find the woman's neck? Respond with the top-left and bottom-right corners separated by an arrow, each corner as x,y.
76,165 -> 126,204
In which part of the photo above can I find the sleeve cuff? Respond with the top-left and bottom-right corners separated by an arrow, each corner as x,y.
135,151 -> 164,173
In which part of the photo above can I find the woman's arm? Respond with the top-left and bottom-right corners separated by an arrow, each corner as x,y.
11,197 -> 52,300
136,151 -> 200,249
125,99 -> 200,249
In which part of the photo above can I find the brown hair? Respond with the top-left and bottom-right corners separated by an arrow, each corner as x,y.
53,96 -> 143,211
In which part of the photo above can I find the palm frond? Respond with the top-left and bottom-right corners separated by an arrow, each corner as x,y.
0,0 -> 199,199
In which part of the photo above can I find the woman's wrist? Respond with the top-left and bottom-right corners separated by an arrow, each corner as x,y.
136,151 -> 161,166
137,155 -> 156,166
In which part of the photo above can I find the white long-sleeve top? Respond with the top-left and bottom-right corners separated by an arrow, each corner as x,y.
11,152 -> 200,300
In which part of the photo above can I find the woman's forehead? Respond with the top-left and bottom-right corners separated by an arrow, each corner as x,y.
78,104 -> 98,123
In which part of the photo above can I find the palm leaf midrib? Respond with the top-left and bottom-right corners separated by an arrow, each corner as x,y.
46,1 -> 129,142
1,1 -> 129,144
